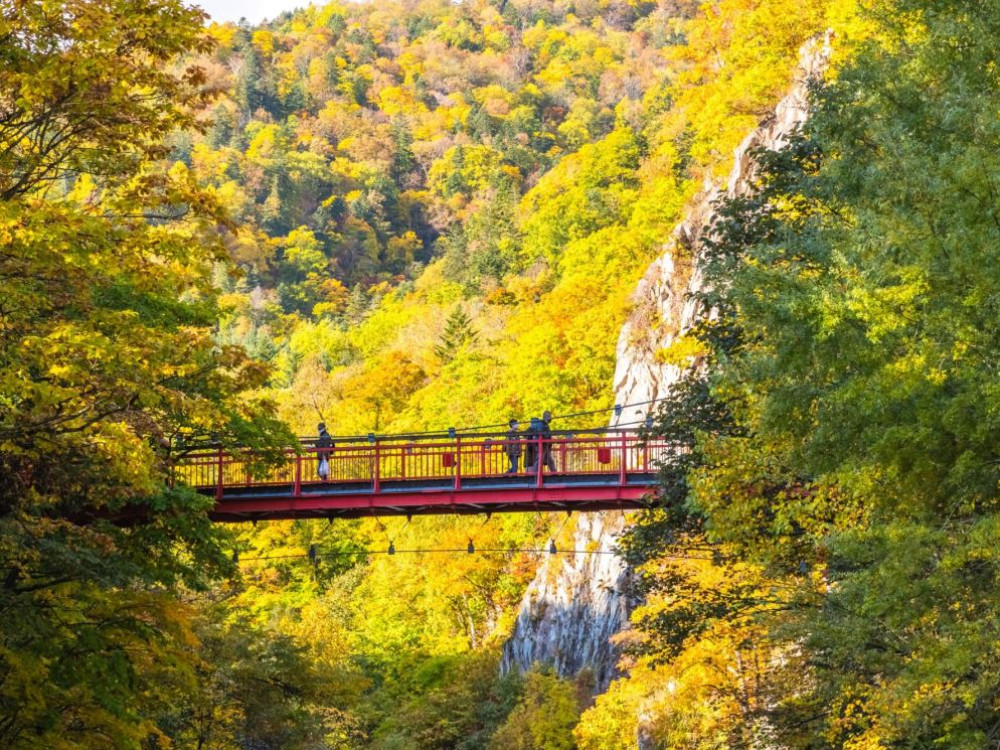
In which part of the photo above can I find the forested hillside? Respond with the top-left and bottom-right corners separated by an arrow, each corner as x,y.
10,0 -> 1000,747
176,0 -> 831,437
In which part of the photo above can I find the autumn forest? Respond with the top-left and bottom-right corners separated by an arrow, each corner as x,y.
3,0 -> 1000,747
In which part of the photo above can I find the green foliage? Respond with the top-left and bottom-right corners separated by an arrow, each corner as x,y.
371,652 -> 521,750
489,669 -> 584,750
519,128 -> 641,270
154,600 -> 344,749
624,0 -> 1000,746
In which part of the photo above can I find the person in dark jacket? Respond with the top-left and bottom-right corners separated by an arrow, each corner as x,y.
523,417 -> 539,473
316,422 -> 333,481
504,419 -> 522,473
540,410 -> 556,472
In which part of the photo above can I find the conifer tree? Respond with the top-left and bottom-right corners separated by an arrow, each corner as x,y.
434,306 -> 479,362
390,118 -> 417,184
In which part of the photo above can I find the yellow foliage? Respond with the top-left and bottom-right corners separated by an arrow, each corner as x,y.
578,553 -> 804,748
377,85 -> 424,117
252,29 -> 275,56
656,335 -> 708,367
246,123 -> 281,161
206,21 -> 237,49
668,0 -> 832,176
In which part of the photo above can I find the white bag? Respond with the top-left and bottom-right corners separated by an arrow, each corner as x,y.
318,457 -> 330,479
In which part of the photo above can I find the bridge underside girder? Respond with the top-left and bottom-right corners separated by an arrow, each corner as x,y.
207,474 -> 656,522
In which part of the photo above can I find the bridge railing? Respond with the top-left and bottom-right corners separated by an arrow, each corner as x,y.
173,432 -> 667,497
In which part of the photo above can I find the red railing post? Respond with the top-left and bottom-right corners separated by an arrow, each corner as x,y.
480,439 -> 487,477
216,447 -> 224,501
294,450 -> 302,497
454,437 -> 462,491
643,438 -> 649,473
373,440 -> 381,494
619,433 -> 628,485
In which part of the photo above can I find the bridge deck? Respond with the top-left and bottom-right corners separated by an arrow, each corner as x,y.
175,432 -> 663,522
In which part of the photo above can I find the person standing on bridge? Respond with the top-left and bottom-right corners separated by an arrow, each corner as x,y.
523,417 -> 539,473
316,423 -> 333,481
504,419 -> 522,473
541,410 -> 557,472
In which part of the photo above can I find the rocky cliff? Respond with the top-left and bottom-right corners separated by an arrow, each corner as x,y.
501,33 -> 832,694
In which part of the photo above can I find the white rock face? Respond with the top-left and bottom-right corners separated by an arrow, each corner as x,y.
501,34 -> 832,694
499,511 -> 634,690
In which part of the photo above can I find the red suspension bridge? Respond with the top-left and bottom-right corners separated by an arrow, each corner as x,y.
175,430 -> 666,522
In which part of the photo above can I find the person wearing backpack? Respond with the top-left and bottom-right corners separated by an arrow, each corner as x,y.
523,418 -> 539,474
540,410 -> 557,472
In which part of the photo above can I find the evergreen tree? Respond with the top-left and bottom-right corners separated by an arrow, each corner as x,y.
390,117 -> 417,184
343,283 -> 372,327
434,306 -> 479,362
206,104 -> 235,149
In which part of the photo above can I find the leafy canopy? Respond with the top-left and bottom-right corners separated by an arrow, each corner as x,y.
0,1 -> 293,745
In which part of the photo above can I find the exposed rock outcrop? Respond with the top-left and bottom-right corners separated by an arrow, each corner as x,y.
499,511 -> 633,690
501,33 -> 832,695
